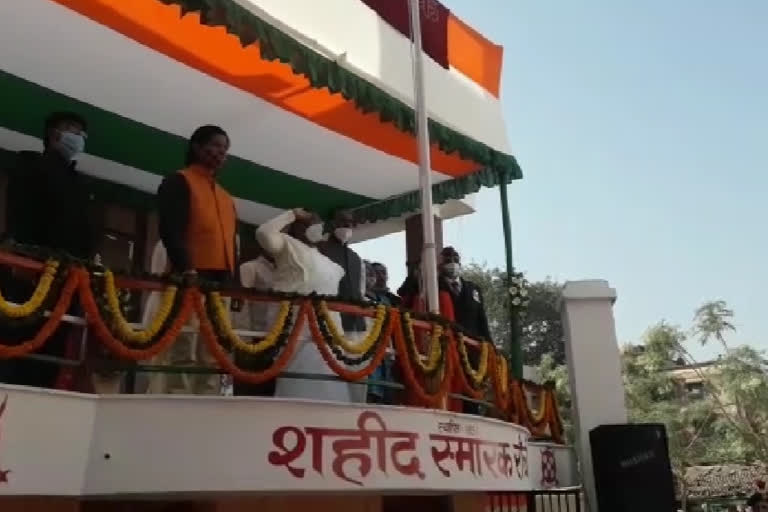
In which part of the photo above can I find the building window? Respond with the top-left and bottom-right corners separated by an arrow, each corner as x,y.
685,381 -> 705,400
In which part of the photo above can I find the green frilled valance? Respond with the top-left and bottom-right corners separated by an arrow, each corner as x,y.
157,0 -> 523,182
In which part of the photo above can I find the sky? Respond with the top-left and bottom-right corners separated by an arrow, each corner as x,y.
356,0 -> 768,360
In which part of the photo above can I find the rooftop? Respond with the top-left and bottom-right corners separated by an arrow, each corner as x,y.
685,465 -> 768,500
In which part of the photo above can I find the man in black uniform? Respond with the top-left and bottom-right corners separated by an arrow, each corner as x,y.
439,246 -> 492,414
0,111 -> 94,387
317,210 -> 365,329
317,210 -> 366,402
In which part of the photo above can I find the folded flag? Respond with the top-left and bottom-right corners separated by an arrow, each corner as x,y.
360,0 -> 450,68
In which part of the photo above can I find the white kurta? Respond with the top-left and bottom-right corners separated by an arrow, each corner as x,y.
256,211 -> 350,402
143,241 -> 221,395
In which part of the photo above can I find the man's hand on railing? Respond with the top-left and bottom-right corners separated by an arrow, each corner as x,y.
182,269 -> 198,286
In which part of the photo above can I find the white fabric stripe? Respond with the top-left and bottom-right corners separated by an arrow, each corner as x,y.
0,0 -> 455,202
241,0 -> 511,153
0,127 -> 282,226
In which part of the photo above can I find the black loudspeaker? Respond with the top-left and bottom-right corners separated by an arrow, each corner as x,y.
590,423 -> 677,512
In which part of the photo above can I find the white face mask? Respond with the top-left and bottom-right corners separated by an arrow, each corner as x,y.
334,227 -> 353,244
57,131 -> 86,161
305,223 -> 326,244
443,262 -> 461,279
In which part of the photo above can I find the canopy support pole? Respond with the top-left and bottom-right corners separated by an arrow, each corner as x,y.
408,0 -> 439,314
499,179 -> 523,378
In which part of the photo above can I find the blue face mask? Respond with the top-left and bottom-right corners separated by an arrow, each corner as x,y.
57,131 -> 86,161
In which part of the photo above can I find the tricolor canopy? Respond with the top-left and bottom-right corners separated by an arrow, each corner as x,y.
0,0 -> 520,237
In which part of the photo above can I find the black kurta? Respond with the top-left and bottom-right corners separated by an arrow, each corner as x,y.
6,150 -> 93,258
317,238 -> 365,331
0,150 -> 94,388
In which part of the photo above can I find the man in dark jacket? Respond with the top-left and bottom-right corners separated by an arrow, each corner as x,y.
439,246 -> 492,343
317,210 -> 367,402
439,246 -> 492,414
6,112 -> 93,258
317,210 -> 366,330
0,111 -> 94,388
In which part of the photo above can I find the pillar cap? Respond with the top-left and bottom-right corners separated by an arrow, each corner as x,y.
562,280 -> 617,303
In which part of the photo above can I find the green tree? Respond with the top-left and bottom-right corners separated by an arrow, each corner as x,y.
621,305 -> 768,507
692,300 -> 735,350
622,323 -> 718,508
460,264 -> 564,365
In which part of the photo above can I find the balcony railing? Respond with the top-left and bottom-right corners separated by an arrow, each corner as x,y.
0,244 -> 563,443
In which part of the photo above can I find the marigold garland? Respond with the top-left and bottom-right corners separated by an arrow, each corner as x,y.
447,332 -> 485,401
0,260 -> 59,318
0,266 -> 78,359
308,306 -> 392,381
313,301 -> 383,366
402,312 -> 443,374
524,381 -> 549,425
391,312 -> 454,407
491,350 -> 510,412
196,293 -> 306,384
79,269 -> 194,361
317,301 -> 386,355
546,391 -> 565,444
456,331 -> 490,387
0,244 -> 567,444
103,269 -> 177,344
209,292 -> 291,354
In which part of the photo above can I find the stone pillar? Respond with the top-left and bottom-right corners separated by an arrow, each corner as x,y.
404,214 -> 443,268
560,280 -> 627,512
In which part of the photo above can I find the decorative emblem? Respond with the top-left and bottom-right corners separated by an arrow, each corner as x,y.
540,447 -> 558,489
0,395 -> 9,484
419,0 -> 441,23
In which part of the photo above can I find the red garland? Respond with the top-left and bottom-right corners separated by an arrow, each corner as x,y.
79,269 -> 194,361
391,312 -> 453,407
307,306 -> 392,381
196,293 -> 305,385
0,267 -> 79,359
490,350 -> 511,414
447,330 -> 485,400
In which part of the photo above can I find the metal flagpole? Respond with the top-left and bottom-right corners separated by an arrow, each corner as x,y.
408,0 -> 440,314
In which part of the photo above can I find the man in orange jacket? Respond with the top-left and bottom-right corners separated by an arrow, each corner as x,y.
153,125 -> 238,395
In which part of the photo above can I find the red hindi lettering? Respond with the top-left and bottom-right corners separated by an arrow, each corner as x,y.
429,434 -> 482,476
496,443 -> 515,478
513,435 -> 529,479
329,414 -> 377,486
267,426 -> 307,478
391,435 -> 425,480
454,438 -> 481,475
429,434 -> 455,477
479,442 -> 513,479
270,412 -> 425,485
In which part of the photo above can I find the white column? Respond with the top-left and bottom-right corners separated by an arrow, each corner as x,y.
561,280 -> 627,512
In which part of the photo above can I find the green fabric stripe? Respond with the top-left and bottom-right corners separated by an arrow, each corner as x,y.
0,70 -> 370,218
352,167 -> 510,223
0,69 -> 515,224
156,0 -> 523,181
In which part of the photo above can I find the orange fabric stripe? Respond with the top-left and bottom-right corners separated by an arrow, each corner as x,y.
447,14 -> 503,98
51,0 -> 480,177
